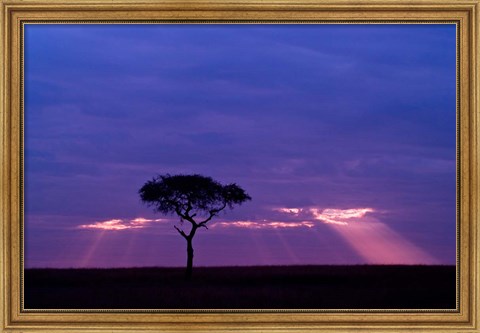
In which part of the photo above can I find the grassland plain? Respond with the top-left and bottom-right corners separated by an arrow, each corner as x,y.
24,265 -> 456,309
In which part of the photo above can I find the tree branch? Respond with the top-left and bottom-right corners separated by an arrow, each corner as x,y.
198,202 -> 227,226
185,200 -> 193,216
174,206 -> 188,221
166,199 -> 188,221
174,225 -> 188,239
174,200 -> 198,227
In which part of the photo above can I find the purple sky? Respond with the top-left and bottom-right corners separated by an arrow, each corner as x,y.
24,24 -> 456,268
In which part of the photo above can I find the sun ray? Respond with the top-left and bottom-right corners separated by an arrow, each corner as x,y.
78,229 -> 108,267
272,228 -> 300,264
328,220 -> 439,264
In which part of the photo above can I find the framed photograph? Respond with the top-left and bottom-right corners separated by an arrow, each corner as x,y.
1,0 -> 478,332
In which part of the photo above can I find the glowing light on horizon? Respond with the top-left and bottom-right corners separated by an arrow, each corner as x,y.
212,220 -> 315,229
214,207 -> 376,230
77,217 -> 166,231
311,207 -> 374,225
131,217 -> 164,224
75,208 -> 439,265
275,208 -> 301,214
275,206 -> 375,225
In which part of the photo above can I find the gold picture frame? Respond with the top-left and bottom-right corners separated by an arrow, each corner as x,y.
1,0 -> 478,332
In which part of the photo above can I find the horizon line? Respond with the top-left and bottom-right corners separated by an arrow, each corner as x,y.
24,263 -> 456,270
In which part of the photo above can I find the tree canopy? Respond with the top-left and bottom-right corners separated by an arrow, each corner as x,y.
139,174 -> 251,227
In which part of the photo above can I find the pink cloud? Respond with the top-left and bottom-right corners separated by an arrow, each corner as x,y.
311,208 -> 374,225
275,206 -> 375,225
212,220 -> 314,229
77,217 -> 166,231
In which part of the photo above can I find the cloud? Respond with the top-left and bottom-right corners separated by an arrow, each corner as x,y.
212,220 -> 315,229
77,217 -> 165,231
213,207 -> 375,229
275,208 -> 301,214
311,208 -> 375,225
274,207 -> 375,225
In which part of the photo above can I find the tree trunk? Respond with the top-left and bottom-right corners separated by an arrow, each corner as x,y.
185,238 -> 194,280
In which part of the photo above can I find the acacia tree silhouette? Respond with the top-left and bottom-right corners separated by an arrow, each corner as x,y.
139,174 -> 251,279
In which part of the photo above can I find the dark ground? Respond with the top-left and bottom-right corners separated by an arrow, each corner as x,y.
24,265 -> 456,309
